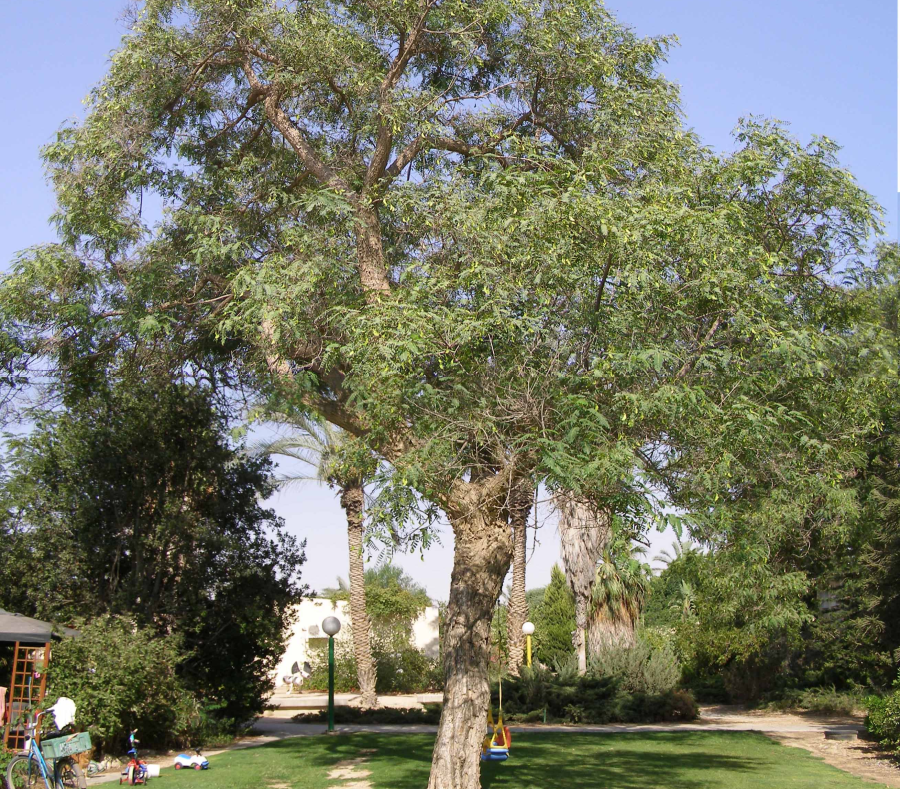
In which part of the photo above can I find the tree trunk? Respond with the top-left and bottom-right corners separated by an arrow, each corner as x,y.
506,482 -> 532,674
340,483 -> 378,709
355,205 -> 392,300
573,597 -> 589,673
427,484 -> 513,789
588,615 -> 636,654
556,494 -> 611,674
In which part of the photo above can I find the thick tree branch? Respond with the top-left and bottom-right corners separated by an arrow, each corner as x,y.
384,112 -> 533,181
675,316 -> 723,381
385,136 -> 427,179
241,43 -> 281,64
240,59 -> 351,195
203,91 -> 264,146
365,0 -> 440,189
326,76 -> 355,118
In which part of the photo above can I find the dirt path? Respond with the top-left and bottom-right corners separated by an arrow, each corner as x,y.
770,732 -> 900,788
325,748 -> 378,789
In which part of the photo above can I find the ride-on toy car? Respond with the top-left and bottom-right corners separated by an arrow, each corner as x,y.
174,749 -> 209,771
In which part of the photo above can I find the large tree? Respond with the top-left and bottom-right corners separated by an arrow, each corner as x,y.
1,0 -> 887,785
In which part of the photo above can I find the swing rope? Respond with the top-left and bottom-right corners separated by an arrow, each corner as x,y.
482,596 -> 511,759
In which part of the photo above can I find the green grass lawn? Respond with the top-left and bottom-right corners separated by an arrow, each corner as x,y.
147,732 -> 883,789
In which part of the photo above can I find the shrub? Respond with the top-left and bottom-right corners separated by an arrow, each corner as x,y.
496,665 -> 698,724
304,632 -> 361,693
373,641 -> 442,694
46,615 -> 203,751
293,704 -> 442,725
866,683 -> 900,755
683,671 -> 730,704
588,635 -> 681,694
304,627 -> 442,694
762,686 -> 865,716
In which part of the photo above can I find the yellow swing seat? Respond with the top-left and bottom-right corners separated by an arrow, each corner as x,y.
481,706 -> 511,761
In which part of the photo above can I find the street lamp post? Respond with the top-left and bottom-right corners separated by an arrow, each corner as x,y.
322,616 -> 342,732
522,621 -> 535,668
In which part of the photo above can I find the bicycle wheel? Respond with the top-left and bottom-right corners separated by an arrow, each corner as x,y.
54,759 -> 85,789
6,755 -> 45,789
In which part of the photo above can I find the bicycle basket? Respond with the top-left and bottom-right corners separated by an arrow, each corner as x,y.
41,732 -> 92,760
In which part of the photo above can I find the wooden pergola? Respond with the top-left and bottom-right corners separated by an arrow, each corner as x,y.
0,610 -> 77,751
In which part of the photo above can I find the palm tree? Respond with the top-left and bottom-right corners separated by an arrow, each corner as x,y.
506,479 -> 532,674
555,493 -> 611,673
587,534 -> 650,654
669,579 -> 697,621
251,416 -> 378,708
653,535 -> 698,568
325,563 -> 431,643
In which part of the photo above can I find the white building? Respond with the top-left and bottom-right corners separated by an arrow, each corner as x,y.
274,597 -> 441,680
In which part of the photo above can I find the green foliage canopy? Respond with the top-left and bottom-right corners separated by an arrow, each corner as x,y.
325,563 -> 431,640
0,0 -> 885,533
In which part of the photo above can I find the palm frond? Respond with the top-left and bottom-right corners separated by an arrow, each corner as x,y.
248,418 -> 349,488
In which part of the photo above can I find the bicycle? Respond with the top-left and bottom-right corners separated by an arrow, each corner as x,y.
86,755 -> 120,777
5,708 -> 88,789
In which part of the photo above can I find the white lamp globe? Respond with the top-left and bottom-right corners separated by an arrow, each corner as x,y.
522,621 -> 535,636
322,616 -> 342,637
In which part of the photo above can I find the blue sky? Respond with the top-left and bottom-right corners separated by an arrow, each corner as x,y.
1,1 -> 896,599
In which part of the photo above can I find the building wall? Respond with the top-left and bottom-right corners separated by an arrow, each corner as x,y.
274,597 -> 441,682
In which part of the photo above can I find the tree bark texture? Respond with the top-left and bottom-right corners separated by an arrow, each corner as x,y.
340,483 -> 378,708
506,482 -> 533,674
427,486 -> 513,789
355,205 -> 392,301
556,494 -> 611,674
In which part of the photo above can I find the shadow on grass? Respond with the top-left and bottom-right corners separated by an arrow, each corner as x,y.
481,734 -> 761,789
260,732 -> 774,789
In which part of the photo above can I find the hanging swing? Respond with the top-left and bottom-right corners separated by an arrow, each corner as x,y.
481,599 -> 512,762
481,689 -> 512,761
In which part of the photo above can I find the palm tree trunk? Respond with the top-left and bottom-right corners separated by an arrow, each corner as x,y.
507,481 -> 532,674
556,494 -> 611,673
587,615 -> 637,653
340,483 -> 377,708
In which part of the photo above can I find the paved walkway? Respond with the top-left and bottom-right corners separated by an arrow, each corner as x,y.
264,690 -> 443,716
254,704 -> 865,737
